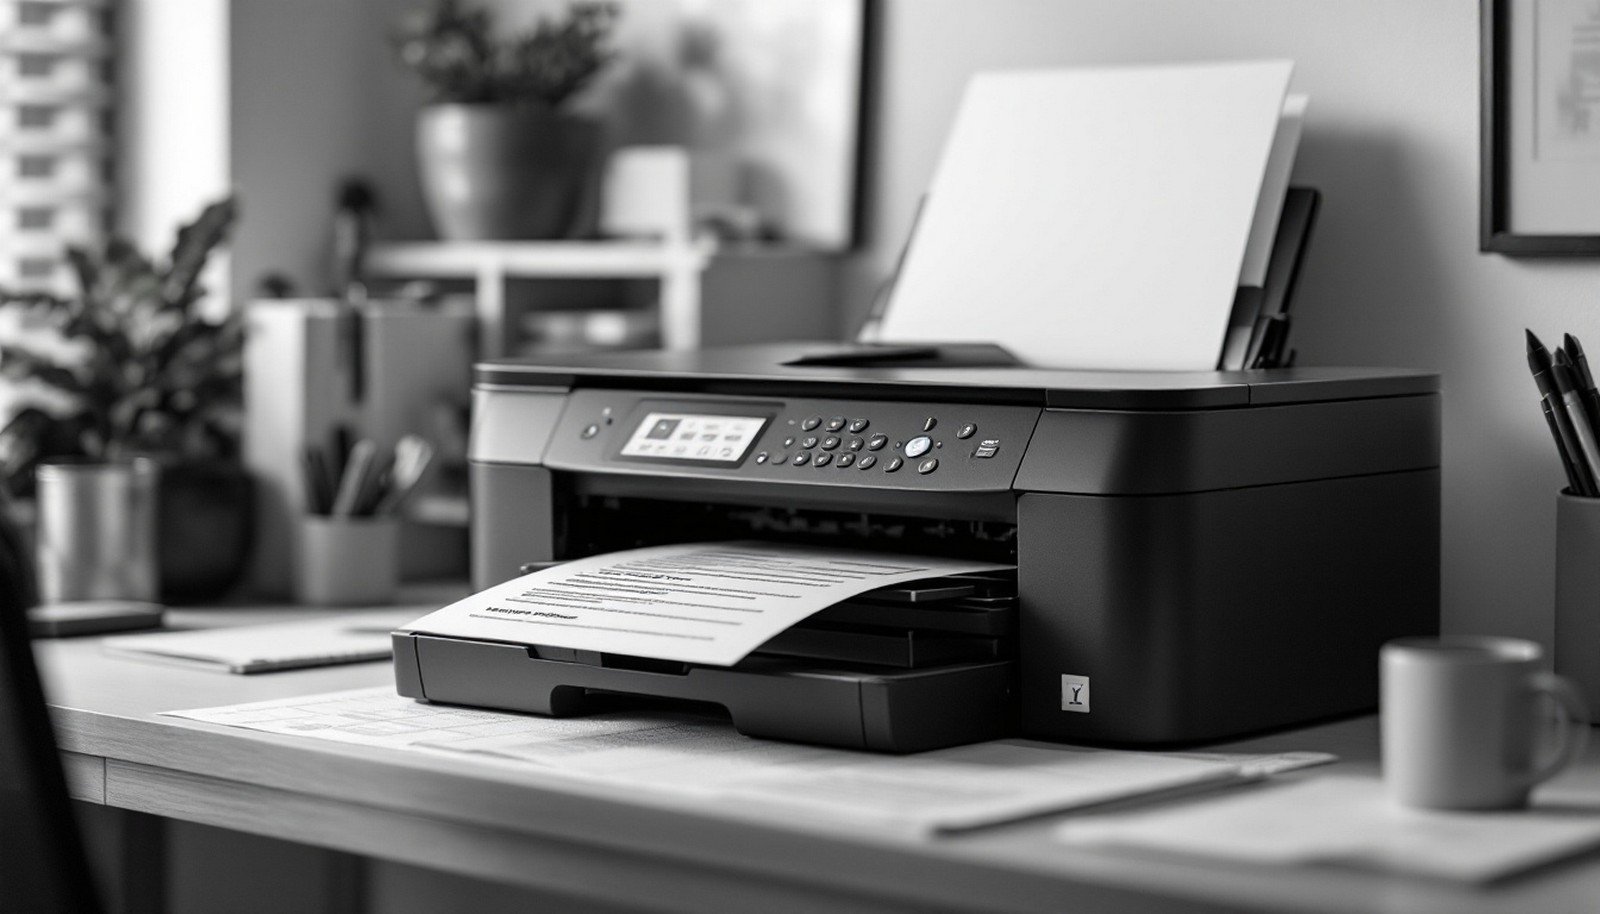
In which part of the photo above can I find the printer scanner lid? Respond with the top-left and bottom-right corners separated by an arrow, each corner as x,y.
475,342 -> 1438,411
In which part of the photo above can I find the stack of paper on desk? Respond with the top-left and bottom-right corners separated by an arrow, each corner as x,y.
876,60 -> 1304,371
399,541 -> 1013,666
165,687 -> 1333,835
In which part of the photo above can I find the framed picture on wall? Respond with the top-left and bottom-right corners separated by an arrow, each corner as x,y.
1481,0 -> 1600,255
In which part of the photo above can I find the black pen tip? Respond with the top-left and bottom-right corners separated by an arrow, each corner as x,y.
1557,348 -> 1572,367
1567,333 -> 1586,356
1528,329 -> 1547,351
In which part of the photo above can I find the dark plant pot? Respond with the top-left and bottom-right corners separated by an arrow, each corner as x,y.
157,460 -> 254,604
415,103 -> 601,241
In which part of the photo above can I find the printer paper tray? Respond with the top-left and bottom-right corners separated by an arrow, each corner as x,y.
393,633 -> 1013,753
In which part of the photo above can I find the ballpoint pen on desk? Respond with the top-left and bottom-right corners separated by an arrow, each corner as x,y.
1528,330 -> 1598,497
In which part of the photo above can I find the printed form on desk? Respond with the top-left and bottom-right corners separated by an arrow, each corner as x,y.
398,541 -> 1012,666
166,687 -> 1334,835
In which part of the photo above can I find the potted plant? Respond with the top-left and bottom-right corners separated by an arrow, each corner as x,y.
0,198 -> 253,603
392,0 -> 619,240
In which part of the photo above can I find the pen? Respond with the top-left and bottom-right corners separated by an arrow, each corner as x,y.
1563,333 -> 1600,432
332,439 -> 377,517
1528,330 -> 1597,496
1553,353 -> 1600,493
1543,400 -> 1585,495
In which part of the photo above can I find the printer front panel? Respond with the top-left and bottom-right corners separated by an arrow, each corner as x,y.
541,389 -> 1042,494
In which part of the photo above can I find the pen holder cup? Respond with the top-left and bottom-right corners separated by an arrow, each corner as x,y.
1555,491 -> 1600,717
295,516 -> 398,607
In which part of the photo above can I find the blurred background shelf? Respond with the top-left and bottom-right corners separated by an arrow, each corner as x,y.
366,237 -> 718,357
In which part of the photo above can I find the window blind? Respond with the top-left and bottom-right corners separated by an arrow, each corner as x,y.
0,0 -> 113,294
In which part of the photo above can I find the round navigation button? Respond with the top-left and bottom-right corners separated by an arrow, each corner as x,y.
770,453 -> 788,465
755,452 -> 769,464
836,453 -> 855,467
792,452 -> 810,466
867,434 -> 888,451
904,435 -> 933,458
820,436 -> 841,450
581,423 -> 600,439
918,458 -> 939,474
848,418 -> 870,433
884,456 -> 904,473
825,417 -> 847,431
957,423 -> 977,439
801,436 -> 818,449
922,417 -> 937,432
857,454 -> 877,470
801,416 -> 822,431
814,452 -> 833,466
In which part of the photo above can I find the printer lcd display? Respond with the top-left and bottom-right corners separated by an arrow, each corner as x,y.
618,412 -> 768,463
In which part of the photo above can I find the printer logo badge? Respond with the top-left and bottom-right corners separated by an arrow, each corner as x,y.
1061,675 -> 1090,713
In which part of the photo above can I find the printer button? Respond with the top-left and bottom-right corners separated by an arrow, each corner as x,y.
884,456 -> 904,473
801,416 -> 822,431
917,457 -> 939,474
770,452 -> 788,465
792,452 -> 810,466
826,417 -> 847,431
972,438 -> 1001,459
857,454 -> 876,469
836,453 -> 855,467
904,435 -> 933,458
581,423 -> 600,439
866,434 -> 888,451
846,436 -> 864,451
801,436 -> 818,449
783,436 -> 796,448
848,418 -> 870,433
923,417 -> 937,432
820,436 -> 841,450
957,423 -> 977,439
814,452 -> 833,467
755,452 -> 769,464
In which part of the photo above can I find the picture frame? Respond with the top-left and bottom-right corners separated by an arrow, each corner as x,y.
1480,0 -> 1600,255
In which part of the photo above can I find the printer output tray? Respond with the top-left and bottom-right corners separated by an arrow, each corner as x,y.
393,632 -> 1013,754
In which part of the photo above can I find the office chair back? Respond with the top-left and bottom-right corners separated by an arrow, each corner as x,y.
0,505 -> 102,914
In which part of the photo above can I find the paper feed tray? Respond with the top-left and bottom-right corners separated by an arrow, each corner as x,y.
393,632 -> 1012,753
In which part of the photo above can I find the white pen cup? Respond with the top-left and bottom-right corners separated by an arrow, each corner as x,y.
1381,636 -> 1588,810
295,515 -> 398,606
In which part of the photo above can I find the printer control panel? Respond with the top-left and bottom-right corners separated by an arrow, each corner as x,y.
543,390 -> 1041,492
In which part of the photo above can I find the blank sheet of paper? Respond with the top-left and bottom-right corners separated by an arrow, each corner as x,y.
878,60 -> 1294,370
400,541 -> 1010,667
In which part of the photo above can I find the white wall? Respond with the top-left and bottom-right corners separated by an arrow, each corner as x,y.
846,0 -> 1598,643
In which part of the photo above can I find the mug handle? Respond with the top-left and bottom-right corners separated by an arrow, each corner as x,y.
1522,671 -> 1590,790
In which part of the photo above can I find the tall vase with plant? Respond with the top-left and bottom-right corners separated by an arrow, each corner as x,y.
0,198 -> 254,603
392,0 -> 619,240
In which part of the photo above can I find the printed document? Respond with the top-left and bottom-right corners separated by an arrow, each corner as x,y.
399,541 -> 1011,666
1056,775 -> 1600,882
166,687 -> 1332,835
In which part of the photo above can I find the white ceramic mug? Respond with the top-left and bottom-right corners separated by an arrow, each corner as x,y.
1381,636 -> 1588,810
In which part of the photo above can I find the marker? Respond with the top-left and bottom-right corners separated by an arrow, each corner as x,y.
1544,400 -> 1584,494
1529,330 -> 1597,496
1553,354 -> 1600,492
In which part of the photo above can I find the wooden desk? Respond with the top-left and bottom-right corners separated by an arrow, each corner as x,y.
38,602 -> 1600,914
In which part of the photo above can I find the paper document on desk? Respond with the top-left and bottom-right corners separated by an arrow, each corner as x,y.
1055,775 -> 1600,883
399,541 -> 1011,666
166,688 -> 1334,835
102,613 -> 415,674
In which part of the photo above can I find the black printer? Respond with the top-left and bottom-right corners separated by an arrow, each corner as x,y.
393,343 -> 1440,752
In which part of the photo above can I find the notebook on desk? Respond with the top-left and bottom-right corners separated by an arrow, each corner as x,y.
101,615 -> 405,674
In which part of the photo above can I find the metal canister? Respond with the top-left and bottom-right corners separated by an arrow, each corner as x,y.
35,458 -> 159,603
